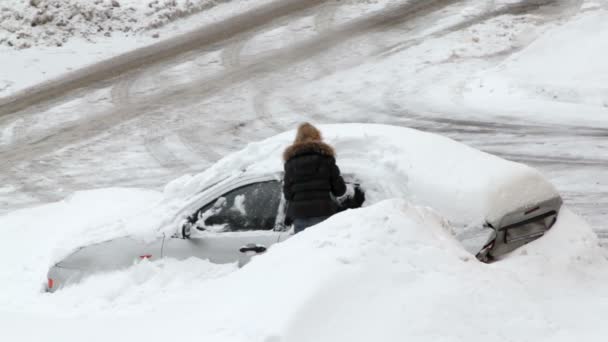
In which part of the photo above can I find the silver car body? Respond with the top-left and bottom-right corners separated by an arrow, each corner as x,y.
46,169 -> 562,292
47,172 -> 292,292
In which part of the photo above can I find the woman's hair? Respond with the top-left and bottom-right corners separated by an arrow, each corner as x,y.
283,122 -> 334,160
294,122 -> 322,143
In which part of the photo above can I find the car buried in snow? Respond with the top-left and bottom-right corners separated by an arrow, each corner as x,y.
46,124 -> 563,292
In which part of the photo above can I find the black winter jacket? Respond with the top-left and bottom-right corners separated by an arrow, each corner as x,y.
283,141 -> 346,219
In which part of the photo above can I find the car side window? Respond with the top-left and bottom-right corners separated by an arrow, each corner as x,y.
189,181 -> 281,232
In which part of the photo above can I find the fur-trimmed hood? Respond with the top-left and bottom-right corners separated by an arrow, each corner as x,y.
283,141 -> 335,161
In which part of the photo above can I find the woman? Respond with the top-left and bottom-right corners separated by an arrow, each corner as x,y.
283,123 -> 349,233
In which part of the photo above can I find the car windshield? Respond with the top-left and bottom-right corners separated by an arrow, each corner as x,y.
188,181 -> 281,232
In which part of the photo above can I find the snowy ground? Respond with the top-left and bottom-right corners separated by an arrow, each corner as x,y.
0,0 -> 272,96
1,0 -> 608,340
1,194 -> 607,341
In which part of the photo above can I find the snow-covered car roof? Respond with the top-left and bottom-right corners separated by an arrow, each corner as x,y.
163,123 -> 558,231
41,123 -> 561,268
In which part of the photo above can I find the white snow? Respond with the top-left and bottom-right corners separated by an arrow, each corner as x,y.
0,187 -> 162,296
259,3 -> 608,130
1,197 -> 607,341
166,124 -> 558,235
0,117 -> 21,145
0,0 -> 271,97
0,0 -> 409,98
0,0 -> 254,49
230,194 -> 247,215
1,0 -> 608,341
463,9 -> 608,122
2,123 -> 520,252
0,124 -> 575,340
251,1 -> 607,229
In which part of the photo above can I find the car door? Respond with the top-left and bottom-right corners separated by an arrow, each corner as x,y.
163,180 -> 285,265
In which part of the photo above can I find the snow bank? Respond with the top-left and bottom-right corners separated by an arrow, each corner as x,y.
0,0 -> 232,49
46,256 -> 237,312
464,9 -> 608,123
0,0 -> 266,96
273,201 -> 608,342
2,198 -> 606,342
0,187 -> 162,296
192,199 -> 605,342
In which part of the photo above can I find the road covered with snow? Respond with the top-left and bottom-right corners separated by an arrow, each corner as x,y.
1,0 -> 608,340
1,0 -> 605,232
0,0 -> 277,96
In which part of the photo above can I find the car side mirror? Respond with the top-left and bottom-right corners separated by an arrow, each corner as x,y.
179,221 -> 195,239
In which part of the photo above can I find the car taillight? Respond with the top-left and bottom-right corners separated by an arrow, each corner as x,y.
48,278 -> 54,289
139,254 -> 152,259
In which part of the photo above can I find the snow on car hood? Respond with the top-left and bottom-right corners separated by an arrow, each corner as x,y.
164,123 -> 558,230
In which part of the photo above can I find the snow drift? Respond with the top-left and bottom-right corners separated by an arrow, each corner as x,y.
464,8 -> 608,125
1,198 -> 606,342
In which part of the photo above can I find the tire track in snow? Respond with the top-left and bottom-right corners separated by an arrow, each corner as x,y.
1,0 -> 469,167
249,1 -> 342,134
399,113 -> 608,138
375,0 -> 561,59
313,1 -> 338,32
283,96 -> 329,124
0,0 -> 331,116
113,4 -> 334,168
252,89 -> 287,134
220,36 -> 249,69
110,72 -> 139,106
175,125 -> 226,163
143,135 -> 189,169
249,0 -> 460,132
309,1 -> 340,78
488,153 -> 608,167
175,120 -> 269,168
0,117 -> 22,146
